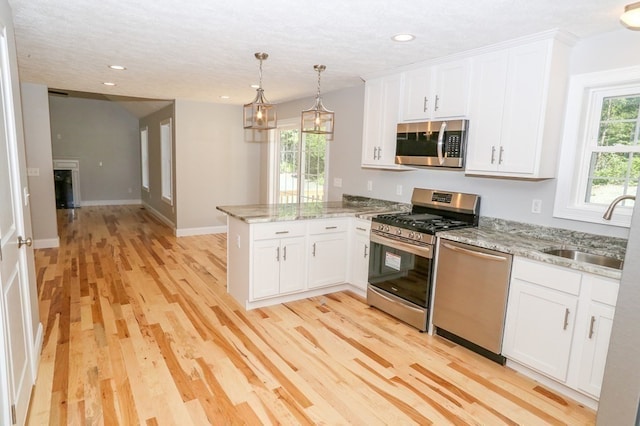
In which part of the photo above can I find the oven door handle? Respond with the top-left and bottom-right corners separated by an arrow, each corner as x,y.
442,242 -> 508,261
370,232 -> 433,259
368,286 -> 426,314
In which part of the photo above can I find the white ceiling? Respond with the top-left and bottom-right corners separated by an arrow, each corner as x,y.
7,0 -> 633,107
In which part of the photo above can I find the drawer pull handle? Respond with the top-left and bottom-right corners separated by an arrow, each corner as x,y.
356,227 -> 367,232
325,226 -> 337,230
563,308 -> 570,330
275,231 -> 289,235
491,146 -> 496,164
312,243 -> 316,257
283,246 -> 287,261
364,244 -> 369,258
276,247 -> 280,261
588,316 -> 596,339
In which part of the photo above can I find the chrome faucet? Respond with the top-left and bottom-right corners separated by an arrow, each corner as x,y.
603,195 -> 636,220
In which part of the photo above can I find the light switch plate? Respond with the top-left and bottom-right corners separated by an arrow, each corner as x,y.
333,177 -> 342,188
367,181 -> 373,191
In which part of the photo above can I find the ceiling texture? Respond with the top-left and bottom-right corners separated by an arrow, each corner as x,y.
7,0 -> 632,107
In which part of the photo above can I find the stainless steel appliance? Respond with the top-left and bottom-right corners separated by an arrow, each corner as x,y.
433,240 -> 512,364
367,188 -> 480,332
395,119 -> 468,168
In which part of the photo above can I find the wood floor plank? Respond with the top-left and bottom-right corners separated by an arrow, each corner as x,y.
27,206 -> 597,425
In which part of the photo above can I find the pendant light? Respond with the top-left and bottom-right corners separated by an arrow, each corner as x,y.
621,2 -> 640,29
301,65 -> 334,140
243,52 -> 277,131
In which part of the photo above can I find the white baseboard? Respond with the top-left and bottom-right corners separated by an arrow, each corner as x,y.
33,237 -> 60,249
80,199 -> 142,206
141,202 -> 176,230
176,225 -> 227,237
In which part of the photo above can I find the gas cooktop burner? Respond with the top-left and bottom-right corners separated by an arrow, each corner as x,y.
373,212 -> 472,234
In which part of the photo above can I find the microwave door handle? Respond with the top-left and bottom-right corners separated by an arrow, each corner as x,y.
437,121 -> 447,165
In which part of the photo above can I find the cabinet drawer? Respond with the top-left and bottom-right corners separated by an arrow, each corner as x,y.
588,275 -> 620,306
308,218 -> 348,234
512,257 -> 581,296
352,218 -> 371,236
252,221 -> 307,240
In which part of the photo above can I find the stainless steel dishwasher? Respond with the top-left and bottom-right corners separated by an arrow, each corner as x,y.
432,239 -> 512,364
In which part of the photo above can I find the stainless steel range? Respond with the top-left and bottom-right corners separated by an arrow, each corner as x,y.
367,188 -> 480,331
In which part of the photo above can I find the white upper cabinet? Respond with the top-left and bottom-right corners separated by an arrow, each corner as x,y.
465,35 -> 571,178
361,74 -> 413,170
400,59 -> 471,122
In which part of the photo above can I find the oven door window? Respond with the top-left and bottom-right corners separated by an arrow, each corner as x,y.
368,241 -> 432,307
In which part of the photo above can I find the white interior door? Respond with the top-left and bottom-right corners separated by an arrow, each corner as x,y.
0,28 -> 33,426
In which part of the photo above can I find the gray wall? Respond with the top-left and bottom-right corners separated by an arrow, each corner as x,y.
49,95 -> 141,204
174,99 -> 261,234
139,104 -> 176,225
21,83 -> 58,247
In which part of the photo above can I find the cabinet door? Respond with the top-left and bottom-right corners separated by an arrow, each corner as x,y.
465,50 -> 508,172
400,67 -> 431,121
351,233 -> 370,291
432,59 -> 470,119
577,302 -> 615,398
361,75 -> 402,168
503,279 -> 578,382
361,77 -> 384,166
499,40 -> 549,174
252,239 -> 281,300
279,237 -> 307,294
308,233 -> 348,289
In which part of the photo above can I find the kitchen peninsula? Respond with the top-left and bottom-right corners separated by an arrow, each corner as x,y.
216,196 -> 408,310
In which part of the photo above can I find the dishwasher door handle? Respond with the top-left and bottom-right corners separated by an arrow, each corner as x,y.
442,242 -> 508,262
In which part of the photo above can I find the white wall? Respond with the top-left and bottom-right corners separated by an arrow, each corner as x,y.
174,99 -> 261,235
48,96 -> 141,205
21,83 -> 58,247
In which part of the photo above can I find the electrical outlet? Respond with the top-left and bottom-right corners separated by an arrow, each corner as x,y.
367,180 -> 373,191
396,184 -> 403,196
531,199 -> 542,214
333,177 -> 342,188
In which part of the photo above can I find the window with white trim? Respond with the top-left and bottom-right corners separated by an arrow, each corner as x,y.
160,118 -> 173,204
554,66 -> 640,227
140,126 -> 149,191
268,118 -> 328,204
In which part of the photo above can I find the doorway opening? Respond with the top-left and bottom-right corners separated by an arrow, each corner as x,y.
53,159 -> 81,209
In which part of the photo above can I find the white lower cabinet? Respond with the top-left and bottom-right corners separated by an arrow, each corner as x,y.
503,257 -> 620,402
308,219 -> 348,289
349,219 -> 371,292
227,216 -> 366,309
252,237 -> 306,299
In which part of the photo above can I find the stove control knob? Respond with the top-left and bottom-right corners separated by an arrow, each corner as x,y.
416,233 -> 422,240
384,225 -> 390,232
396,229 -> 402,236
408,232 -> 415,239
378,224 -> 384,231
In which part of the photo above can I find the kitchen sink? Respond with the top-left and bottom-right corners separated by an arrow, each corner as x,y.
542,248 -> 624,270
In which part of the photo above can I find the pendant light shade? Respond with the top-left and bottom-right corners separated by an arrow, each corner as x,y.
621,2 -> 640,29
301,65 -> 334,140
244,52 -> 277,131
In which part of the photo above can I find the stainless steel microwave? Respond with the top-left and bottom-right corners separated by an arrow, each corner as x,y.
395,119 -> 468,168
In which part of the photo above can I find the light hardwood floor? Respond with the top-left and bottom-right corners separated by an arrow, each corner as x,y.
27,205 -> 596,425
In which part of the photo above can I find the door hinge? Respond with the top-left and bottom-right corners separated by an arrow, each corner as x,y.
11,404 -> 16,424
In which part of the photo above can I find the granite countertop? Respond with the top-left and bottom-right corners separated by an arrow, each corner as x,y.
216,195 -> 410,224
437,217 -> 627,280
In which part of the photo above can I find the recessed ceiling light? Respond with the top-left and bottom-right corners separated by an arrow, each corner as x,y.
103,82 -> 116,86
108,65 -> 126,70
250,84 -> 260,89
219,95 -> 230,100
392,33 -> 415,42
